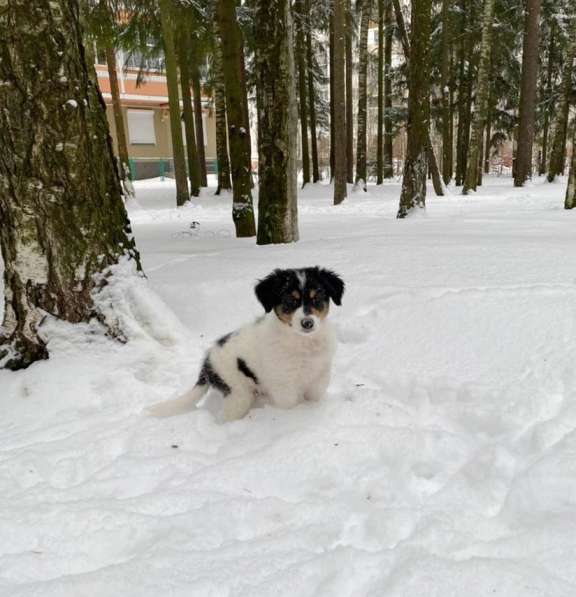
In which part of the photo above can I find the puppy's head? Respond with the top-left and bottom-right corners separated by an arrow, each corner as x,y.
255,267 -> 344,335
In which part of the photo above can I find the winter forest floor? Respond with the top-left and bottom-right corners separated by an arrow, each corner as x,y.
2,175 -> 576,596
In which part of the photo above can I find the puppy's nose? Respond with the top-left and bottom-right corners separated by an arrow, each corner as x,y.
301,318 -> 314,330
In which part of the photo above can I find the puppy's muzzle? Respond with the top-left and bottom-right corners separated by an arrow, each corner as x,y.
300,317 -> 315,332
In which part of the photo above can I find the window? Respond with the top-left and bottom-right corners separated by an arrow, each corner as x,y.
127,110 -> 156,145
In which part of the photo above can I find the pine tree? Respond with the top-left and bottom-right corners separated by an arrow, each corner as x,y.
383,0 -> 394,179
514,0 -> 542,187
212,16 -> 232,195
295,0 -> 311,187
376,0 -> 385,184
334,0 -> 348,204
346,0 -> 354,183
255,0 -> 299,244
463,0 -> 495,195
547,15 -> 576,182
305,0 -> 320,182
159,0 -> 190,206
440,0 -> 453,185
176,10 -> 202,197
397,0 -> 432,217
216,0 -> 256,237
355,0 -> 371,191
0,0 -> 141,369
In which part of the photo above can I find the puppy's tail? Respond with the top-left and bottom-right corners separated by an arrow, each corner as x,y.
146,384 -> 209,418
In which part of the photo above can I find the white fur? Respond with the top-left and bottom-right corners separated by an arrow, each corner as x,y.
147,311 -> 336,422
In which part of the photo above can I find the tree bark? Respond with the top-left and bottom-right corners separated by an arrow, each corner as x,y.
397,0 -> 432,218
547,16 -> 576,182
104,45 -> 133,196
334,0 -> 348,204
255,0 -> 299,244
329,11 -> 335,180
0,0 -> 141,370
295,0 -> 311,187
176,15 -> 202,197
376,0 -> 384,184
355,0 -> 371,190
216,0 -> 256,237
463,0 -> 495,194
159,0 -> 190,206
514,0 -> 541,187
440,0 -> 453,185
305,0 -> 320,182
539,22 -> 555,176
190,41 -> 208,187
393,0 -> 443,196
565,127 -> 576,209
345,0 -> 354,182
383,0 -> 394,178
212,22 -> 232,195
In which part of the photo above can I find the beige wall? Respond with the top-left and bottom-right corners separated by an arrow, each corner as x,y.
105,104 -> 216,161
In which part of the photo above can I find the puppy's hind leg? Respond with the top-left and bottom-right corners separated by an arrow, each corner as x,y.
222,390 -> 255,422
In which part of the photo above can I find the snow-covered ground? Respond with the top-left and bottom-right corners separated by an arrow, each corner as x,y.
2,175 -> 576,596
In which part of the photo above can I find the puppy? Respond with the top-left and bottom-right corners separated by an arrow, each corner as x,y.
148,267 -> 344,421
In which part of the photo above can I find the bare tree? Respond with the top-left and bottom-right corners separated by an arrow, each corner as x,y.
334,0 -> 348,204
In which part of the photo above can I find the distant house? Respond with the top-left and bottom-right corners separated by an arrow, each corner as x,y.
94,49 -> 216,180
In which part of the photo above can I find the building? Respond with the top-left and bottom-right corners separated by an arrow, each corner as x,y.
94,49 -> 217,180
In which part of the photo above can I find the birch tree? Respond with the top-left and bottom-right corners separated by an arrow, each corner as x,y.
255,0 -> 299,244
0,0 -> 141,369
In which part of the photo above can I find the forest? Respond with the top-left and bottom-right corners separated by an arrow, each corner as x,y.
1,1 -> 576,595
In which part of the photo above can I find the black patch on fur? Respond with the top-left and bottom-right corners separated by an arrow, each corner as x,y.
237,358 -> 258,384
254,267 -> 345,314
217,333 -> 233,347
198,358 -> 231,396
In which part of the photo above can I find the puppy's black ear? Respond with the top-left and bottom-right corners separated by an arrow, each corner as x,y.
255,270 -> 283,312
318,269 -> 345,306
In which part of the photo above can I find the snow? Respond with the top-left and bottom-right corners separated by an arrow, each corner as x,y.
2,175 -> 576,596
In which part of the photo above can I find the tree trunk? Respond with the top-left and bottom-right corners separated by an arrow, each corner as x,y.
0,0 -> 141,370
176,15 -> 202,197
393,0 -> 443,196
159,0 -> 190,206
346,0 -> 354,182
190,42 -> 208,187
539,23 -> 555,176
514,0 -> 541,187
104,45 -> 133,197
329,12 -> 335,180
255,0 -> 299,244
306,0 -> 320,182
565,128 -> 576,209
440,0 -> 453,185
547,16 -> 576,182
376,0 -> 384,184
397,0 -> 431,218
295,0 -> 310,187
216,0 -> 256,237
355,0 -> 371,190
484,99 -> 492,174
383,0 -> 394,179
213,23 -> 232,195
463,0 -> 495,194
334,0 -> 348,204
